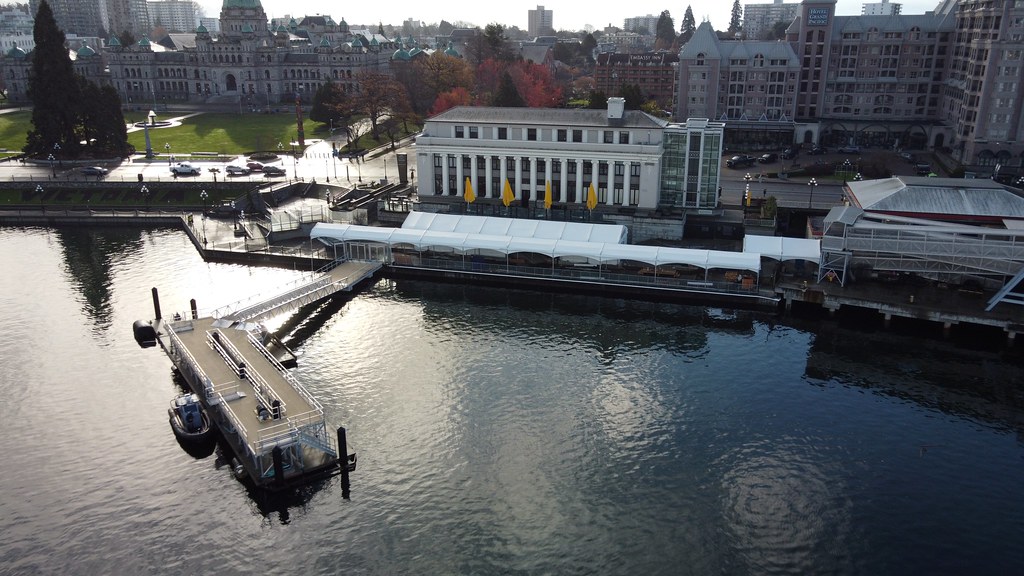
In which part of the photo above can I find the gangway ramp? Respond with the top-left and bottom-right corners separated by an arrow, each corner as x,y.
219,261 -> 380,323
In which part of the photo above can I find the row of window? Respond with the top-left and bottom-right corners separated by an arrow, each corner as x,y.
451,125 -> 641,145
432,154 -> 642,177
431,175 -> 641,206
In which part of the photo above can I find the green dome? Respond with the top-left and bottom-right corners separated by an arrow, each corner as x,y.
392,46 -> 410,60
444,41 -> 459,57
222,0 -> 262,7
351,36 -> 363,48
369,36 -> 378,46
6,43 -> 26,58
108,36 -> 121,47
242,23 -> 254,33
76,42 -> 96,57
196,23 -> 208,33
138,37 -> 151,47
319,36 -> 330,47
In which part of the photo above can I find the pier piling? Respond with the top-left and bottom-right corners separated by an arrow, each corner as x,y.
190,299 -> 198,319
338,426 -> 350,499
151,287 -> 162,320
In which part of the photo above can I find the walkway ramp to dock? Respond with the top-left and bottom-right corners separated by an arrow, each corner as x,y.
217,260 -> 380,324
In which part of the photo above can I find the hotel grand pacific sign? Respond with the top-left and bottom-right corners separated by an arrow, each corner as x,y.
807,7 -> 830,26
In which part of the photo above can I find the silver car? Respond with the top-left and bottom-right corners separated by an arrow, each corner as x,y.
225,165 -> 249,175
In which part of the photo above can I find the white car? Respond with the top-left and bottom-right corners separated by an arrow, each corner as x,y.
170,162 -> 200,175
225,165 -> 250,175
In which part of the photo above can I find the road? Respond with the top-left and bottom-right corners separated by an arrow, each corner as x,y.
0,134 -> 411,188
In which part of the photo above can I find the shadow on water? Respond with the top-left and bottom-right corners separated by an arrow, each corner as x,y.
807,321 -> 1024,436
382,278 -> 758,357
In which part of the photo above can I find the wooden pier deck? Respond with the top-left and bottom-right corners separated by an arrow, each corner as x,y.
152,260 -> 381,487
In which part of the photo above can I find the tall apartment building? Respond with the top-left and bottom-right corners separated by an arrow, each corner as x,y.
30,0 -> 105,37
149,0 -> 197,33
594,52 -> 679,110
623,14 -> 659,36
528,5 -> 553,37
862,0 -> 901,16
742,0 -> 799,40
678,0 -> 962,159
105,0 -> 150,37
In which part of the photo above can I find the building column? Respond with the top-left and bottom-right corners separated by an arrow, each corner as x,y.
441,156 -> 449,196
470,155 -> 479,198
514,156 -> 522,201
560,158 -> 568,202
530,156 -> 538,201
500,155 -> 508,195
576,159 -> 584,203
485,155 -> 493,198
544,157 -> 553,197
456,154 -> 464,197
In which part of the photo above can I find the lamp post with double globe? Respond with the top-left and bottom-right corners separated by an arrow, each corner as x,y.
808,178 -> 817,208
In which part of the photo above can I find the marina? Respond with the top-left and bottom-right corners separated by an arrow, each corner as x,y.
135,260 -> 380,492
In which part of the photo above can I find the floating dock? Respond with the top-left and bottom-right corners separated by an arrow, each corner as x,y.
137,260 -> 381,492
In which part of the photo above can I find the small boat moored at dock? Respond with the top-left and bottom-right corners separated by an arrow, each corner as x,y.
168,393 -> 214,443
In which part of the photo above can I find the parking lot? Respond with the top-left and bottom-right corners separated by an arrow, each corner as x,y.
723,146 -> 939,180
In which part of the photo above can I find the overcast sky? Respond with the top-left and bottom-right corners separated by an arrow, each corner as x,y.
196,1 -> 946,35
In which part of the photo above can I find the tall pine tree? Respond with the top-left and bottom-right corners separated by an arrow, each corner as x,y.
26,1 -> 129,158
26,0 -> 80,157
680,6 -> 696,45
728,0 -> 743,34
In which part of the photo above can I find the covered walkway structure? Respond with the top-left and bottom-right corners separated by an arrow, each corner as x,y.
311,214 -> 773,302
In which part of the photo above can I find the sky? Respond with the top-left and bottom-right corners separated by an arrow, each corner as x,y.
196,1 -> 945,35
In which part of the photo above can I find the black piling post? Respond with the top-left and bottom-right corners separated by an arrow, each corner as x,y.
238,362 -> 246,379
151,287 -> 162,320
337,426 -> 350,499
190,299 -> 198,319
272,446 -> 285,488
271,399 -> 281,420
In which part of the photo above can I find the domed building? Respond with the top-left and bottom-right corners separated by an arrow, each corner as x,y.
1,0 -> 399,108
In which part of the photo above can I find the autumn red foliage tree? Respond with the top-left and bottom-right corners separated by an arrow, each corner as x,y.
429,87 -> 473,116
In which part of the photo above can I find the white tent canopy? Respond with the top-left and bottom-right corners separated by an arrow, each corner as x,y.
311,222 -> 762,272
743,235 -> 821,262
401,212 -> 630,244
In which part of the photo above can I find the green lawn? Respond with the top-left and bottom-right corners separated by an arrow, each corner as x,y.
0,110 -> 32,153
127,111 -> 316,156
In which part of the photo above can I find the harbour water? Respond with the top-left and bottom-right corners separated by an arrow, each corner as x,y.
1,225 -> 1022,575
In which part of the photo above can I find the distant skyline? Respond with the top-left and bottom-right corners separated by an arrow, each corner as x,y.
196,0 -> 945,35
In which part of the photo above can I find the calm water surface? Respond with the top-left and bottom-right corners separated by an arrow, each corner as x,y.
0,225 -> 1022,575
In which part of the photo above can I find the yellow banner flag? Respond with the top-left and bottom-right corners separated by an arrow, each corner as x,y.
502,178 -> 515,207
544,181 -> 552,210
586,182 -> 597,211
463,176 -> 476,203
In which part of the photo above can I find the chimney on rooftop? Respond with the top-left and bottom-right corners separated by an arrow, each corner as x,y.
607,97 -> 625,120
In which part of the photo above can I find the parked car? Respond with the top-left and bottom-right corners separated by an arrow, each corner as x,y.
807,145 -> 827,155
781,147 -> 799,160
915,163 -> 933,175
838,145 -> 862,154
262,165 -> 286,177
170,162 -> 200,176
899,151 -> 917,163
726,155 -> 757,168
79,166 -> 108,177
246,161 -> 265,171
225,165 -> 250,175
758,153 -> 778,164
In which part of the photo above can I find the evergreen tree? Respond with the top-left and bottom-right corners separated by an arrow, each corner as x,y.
586,90 -> 607,109
728,0 -> 743,34
620,84 -> 643,110
655,10 -> 676,46
26,0 -> 80,156
680,6 -> 696,44
493,72 -> 525,107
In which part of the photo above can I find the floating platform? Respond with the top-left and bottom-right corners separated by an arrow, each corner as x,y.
154,314 -> 353,490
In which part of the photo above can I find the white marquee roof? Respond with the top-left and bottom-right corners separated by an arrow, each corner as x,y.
743,235 -> 821,261
311,222 -> 762,272
401,212 -> 630,244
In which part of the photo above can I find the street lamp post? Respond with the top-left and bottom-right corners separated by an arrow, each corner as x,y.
140,185 -> 150,211
200,189 -> 208,214
35,184 -> 43,211
48,153 -> 55,177
384,158 -> 388,182
808,178 -> 817,208
165,143 -> 171,166
744,173 -> 752,207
